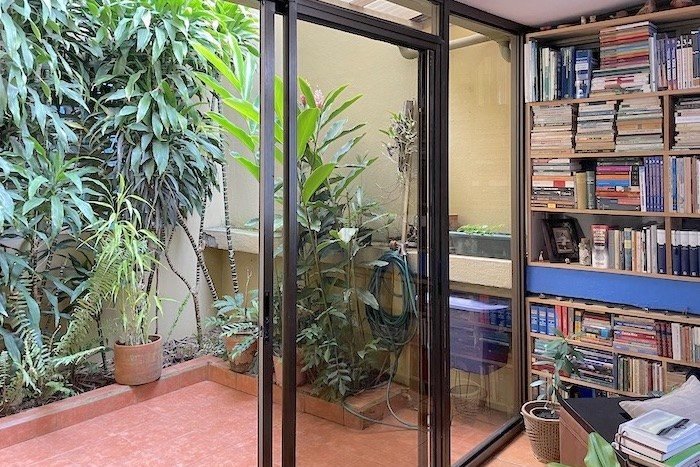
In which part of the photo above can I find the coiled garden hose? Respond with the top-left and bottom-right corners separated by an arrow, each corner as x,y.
342,250 -> 418,429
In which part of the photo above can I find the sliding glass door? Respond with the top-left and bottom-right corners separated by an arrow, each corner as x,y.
255,0 -> 449,465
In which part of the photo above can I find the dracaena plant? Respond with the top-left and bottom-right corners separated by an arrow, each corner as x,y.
85,0 -> 255,235
196,44 -> 394,400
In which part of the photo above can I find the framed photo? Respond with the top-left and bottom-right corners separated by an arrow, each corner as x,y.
541,217 -> 581,263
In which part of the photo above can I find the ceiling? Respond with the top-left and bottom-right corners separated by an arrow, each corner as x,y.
458,0 -> 646,27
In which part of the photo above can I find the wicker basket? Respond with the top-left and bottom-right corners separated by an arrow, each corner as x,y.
450,384 -> 482,420
521,400 -> 560,463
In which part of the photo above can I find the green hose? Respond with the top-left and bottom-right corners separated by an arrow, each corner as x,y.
365,251 -> 418,352
342,250 -> 418,429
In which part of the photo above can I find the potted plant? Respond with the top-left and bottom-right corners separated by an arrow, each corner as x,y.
90,183 -> 164,386
210,285 -> 259,373
522,333 -> 582,463
273,348 -> 307,388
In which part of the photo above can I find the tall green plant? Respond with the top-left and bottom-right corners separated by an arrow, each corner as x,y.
196,44 -> 394,400
86,0 -> 257,236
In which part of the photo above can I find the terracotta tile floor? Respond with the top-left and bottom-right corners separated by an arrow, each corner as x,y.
0,381 -> 542,466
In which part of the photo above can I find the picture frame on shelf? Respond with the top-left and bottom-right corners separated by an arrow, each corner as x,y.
541,217 -> 582,263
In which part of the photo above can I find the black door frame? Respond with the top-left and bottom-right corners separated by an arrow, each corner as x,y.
257,0 -> 530,466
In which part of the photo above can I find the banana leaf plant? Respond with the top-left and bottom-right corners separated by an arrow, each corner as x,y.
194,43 -> 394,400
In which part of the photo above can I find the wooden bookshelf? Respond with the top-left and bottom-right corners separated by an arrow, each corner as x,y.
525,5 -> 700,42
526,296 -> 700,398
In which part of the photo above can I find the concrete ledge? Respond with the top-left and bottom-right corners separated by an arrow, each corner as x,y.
203,225 -> 513,290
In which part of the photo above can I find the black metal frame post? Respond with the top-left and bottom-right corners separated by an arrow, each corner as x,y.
258,0 -> 276,465
281,0 -> 299,464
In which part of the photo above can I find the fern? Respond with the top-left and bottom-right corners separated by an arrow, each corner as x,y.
0,351 -> 23,415
55,257 -> 118,357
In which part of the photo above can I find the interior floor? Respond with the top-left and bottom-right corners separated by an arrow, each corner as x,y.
0,381 -> 541,466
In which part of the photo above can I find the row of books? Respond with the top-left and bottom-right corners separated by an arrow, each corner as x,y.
529,304 -> 582,336
530,307 -> 700,364
532,338 -> 662,393
531,158 -> 580,208
530,100 -> 665,155
595,158 -> 663,212
615,409 -> 700,466
671,230 -> 700,277
653,32 -> 700,91
592,21 -> 657,97
617,356 -> 664,394
530,104 -> 575,156
525,23 -> 700,102
670,156 -> 700,213
614,317 -> 700,363
592,224 -> 666,274
523,43 -> 597,102
674,98 -> 700,150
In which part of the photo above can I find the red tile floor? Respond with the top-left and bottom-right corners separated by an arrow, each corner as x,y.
0,381 -> 542,466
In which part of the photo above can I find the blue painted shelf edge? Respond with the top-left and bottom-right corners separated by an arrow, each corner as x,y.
526,265 -> 700,314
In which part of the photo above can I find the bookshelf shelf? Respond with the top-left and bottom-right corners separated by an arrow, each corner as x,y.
530,151 -> 665,159
528,261 -> 700,283
531,207 -> 665,217
528,295 -> 700,325
526,88 -> 700,107
531,332 -> 700,369
525,5 -> 700,42
527,296 -> 700,398
531,369 -> 638,397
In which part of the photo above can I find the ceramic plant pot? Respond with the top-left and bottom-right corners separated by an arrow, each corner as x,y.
273,349 -> 307,387
224,335 -> 258,373
521,400 -> 560,463
113,334 -> 163,386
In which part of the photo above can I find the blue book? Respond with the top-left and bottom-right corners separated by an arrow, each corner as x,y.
657,157 -> 664,212
672,230 -> 681,275
538,306 -> 548,335
672,157 -> 678,211
690,231 -> 699,277
546,306 -> 556,336
658,229 -> 667,274
681,230 -> 690,276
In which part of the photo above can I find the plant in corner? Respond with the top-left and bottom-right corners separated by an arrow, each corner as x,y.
195,42 -> 392,401
522,333 -> 582,464
84,182 -> 164,386
208,274 -> 259,373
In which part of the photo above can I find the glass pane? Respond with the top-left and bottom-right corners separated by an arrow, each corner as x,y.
447,15 -> 519,464
319,0 -> 438,34
295,20 -> 428,466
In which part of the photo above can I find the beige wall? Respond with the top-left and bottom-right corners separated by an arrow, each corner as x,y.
161,19 -> 514,341
448,24 -> 512,232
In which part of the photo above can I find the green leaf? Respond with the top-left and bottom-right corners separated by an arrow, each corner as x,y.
297,108 -> 320,158
323,94 -> 362,128
50,195 -> 64,237
299,77 -> 316,108
192,42 -> 241,91
193,71 -> 233,100
209,112 -> 255,151
232,155 -> 260,181
136,93 -> 152,122
356,289 -> 379,310
222,97 -> 259,124
153,141 -> 170,174
302,163 -> 334,203
584,432 -> 620,467
28,176 -> 48,198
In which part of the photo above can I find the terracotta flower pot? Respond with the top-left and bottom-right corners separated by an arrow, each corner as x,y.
113,335 -> 163,386
224,335 -> 258,373
273,350 -> 307,387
